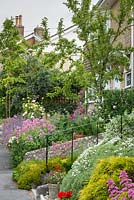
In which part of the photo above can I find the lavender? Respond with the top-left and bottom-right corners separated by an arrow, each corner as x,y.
2,115 -> 24,144
1,116 -> 56,144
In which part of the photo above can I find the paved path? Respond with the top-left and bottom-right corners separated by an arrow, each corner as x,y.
0,143 -> 34,200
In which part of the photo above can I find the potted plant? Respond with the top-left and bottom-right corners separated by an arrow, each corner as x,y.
46,165 -> 66,199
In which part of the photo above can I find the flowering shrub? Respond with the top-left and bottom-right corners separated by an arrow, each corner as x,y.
61,137 -> 134,200
22,97 -> 45,119
2,117 -> 56,145
2,115 -> 24,144
107,170 -> 134,200
69,102 -> 86,121
103,110 -> 134,141
2,117 -> 56,167
58,191 -> 72,199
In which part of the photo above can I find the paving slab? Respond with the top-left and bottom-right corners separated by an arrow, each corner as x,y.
0,143 -> 34,200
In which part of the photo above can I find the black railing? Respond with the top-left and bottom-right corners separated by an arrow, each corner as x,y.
44,121 -> 103,171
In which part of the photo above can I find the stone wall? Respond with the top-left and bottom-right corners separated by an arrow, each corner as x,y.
24,135 -> 102,161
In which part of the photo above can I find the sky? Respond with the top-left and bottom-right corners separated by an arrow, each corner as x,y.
0,0 -> 98,36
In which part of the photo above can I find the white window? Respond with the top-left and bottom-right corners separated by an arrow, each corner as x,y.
85,88 -> 95,103
106,18 -> 111,30
105,81 -> 110,90
114,79 -> 120,89
125,72 -> 131,88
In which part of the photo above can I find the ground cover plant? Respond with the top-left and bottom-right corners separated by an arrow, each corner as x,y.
60,111 -> 134,200
79,156 -> 134,200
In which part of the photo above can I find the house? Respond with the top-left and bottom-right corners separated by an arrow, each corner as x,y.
97,0 -> 134,90
15,6 -> 134,90
15,15 -> 43,45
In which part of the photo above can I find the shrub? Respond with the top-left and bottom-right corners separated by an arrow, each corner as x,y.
79,157 -> 134,200
12,156 -> 76,190
4,117 -> 56,167
22,97 -> 45,119
60,137 -> 134,200
97,89 -> 134,120
12,160 -> 46,182
103,111 -> 134,141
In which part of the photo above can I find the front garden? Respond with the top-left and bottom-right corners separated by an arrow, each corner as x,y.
0,0 -> 134,198
0,92 -> 134,199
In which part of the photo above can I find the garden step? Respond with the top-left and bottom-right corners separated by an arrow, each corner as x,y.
0,144 -> 11,170
0,143 -> 34,200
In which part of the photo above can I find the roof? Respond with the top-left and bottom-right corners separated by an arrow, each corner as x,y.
24,32 -> 42,42
96,0 -> 118,8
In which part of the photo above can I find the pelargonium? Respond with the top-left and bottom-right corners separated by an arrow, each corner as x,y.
58,191 -> 72,199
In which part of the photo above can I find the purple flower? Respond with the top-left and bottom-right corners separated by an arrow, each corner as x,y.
107,170 -> 134,200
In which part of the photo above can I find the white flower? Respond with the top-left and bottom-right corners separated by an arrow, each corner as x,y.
8,136 -> 17,144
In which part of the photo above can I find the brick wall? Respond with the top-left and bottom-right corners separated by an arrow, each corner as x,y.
110,0 -> 131,48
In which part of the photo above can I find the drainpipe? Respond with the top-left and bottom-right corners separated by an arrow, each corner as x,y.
131,8 -> 134,87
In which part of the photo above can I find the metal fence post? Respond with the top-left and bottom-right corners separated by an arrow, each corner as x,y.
96,120 -> 99,144
46,134 -> 49,172
120,114 -> 123,139
71,131 -> 74,162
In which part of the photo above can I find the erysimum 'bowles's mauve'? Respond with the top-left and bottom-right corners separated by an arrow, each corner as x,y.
58,191 -> 72,199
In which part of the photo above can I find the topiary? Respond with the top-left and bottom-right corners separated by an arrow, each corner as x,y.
79,156 -> 134,200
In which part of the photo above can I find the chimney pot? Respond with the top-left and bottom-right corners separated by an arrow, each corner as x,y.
19,15 -> 22,26
15,16 -> 19,26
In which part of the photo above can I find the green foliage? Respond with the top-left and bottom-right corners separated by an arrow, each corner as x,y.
97,89 -> 134,120
22,97 -> 45,118
103,110 -> 134,140
0,18 -> 26,118
13,160 -> 46,190
64,0 -> 134,101
60,112 -> 134,200
9,136 -> 46,167
12,156 -> 75,190
79,157 -> 134,200
17,170 -> 41,190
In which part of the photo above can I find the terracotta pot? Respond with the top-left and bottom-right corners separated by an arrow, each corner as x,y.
74,134 -> 83,139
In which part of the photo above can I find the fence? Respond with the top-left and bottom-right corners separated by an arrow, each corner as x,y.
44,121 -> 103,172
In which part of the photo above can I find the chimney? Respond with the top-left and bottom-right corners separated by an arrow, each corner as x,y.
15,16 -> 19,26
18,15 -> 22,26
34,26 -> 44,39
15,15 -> 24,37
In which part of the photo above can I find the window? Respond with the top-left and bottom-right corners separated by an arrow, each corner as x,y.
114,79 -> 120,89
105,81 -> 111,90
125,72 -> 131,88
106,18 -> 111,30
85,88 -> 95,103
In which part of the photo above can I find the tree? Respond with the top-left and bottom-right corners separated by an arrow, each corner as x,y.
0,18 -> 26,117
63,0 -> 134,101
